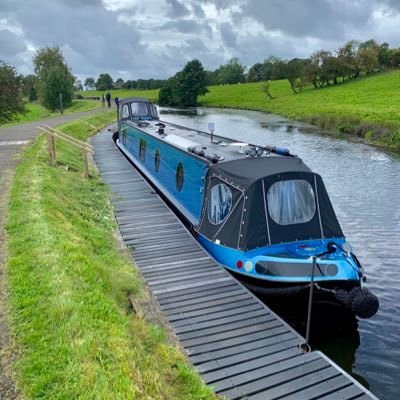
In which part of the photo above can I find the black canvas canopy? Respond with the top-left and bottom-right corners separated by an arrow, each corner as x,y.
197,156 -> 344,251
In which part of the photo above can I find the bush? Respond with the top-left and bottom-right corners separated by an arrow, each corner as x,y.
75,94 -> 84,99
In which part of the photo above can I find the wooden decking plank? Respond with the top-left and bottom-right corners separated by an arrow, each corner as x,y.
316,383 -> 366,399
279,376 -> 353,400
244,366 -> 340,400
214,353 -> 323,394
169,303 -> 265,328
177,314 -> 276,341
186,326 -> 290,356
195,338 -> 301,372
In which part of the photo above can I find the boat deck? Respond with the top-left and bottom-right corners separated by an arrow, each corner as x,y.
124,117 -> 286,163
92,128 -> 379,400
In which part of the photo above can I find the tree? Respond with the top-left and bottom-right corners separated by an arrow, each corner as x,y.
96,74 -> 113,91
84,77 -> 96,90
216,58 -> 246,84
261,81 -> 275,100
158,59 -> 208,107
286,58 -> 305,93
158,77 -> 179,106
74,79 -> 83,91
22,74 -> 38,102
176,59 -> 208,106
42,65 -> 73,110
357,48 -> 379,74
247,63 -> 264,82
33,45 -> 74,110
0,61 -> 26,124
115,78 -> 124,89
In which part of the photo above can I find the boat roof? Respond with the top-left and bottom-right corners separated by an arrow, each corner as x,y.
119,97 -> 304,168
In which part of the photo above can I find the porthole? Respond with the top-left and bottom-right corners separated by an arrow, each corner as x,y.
139,138 -> 146,161
208,183 -> 233,225
155,149 -> 160,172
176,162 -> 184,191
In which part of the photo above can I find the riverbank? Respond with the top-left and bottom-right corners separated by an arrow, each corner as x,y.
198,70 -> 400,153
4,113 -> 215,399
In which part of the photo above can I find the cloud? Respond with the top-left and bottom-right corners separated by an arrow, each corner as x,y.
0,29 -> 27,56
219,22 -> 238,48
1,0 -> 400,80
165,0 -> 190,18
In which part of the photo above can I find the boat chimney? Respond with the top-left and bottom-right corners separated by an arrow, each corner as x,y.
208,122 -> 215,143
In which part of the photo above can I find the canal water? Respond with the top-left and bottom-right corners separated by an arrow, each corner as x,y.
161,107 -> 400,400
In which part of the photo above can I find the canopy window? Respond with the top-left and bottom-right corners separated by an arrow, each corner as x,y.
131,102 -> 149,118
267,180 -> 316,226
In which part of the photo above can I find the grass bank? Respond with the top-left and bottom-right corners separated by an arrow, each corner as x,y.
5,112 -> 215,399
1,100 -> 101,128
199,70 -> 400,152
78,88 -> 159,103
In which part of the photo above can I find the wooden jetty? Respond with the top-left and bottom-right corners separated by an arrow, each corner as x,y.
92,128 -> 379,400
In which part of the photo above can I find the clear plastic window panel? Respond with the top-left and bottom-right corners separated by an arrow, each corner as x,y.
122,105 -> 129,119
208,184 -> 233,225
150,104 -> 158,118
131,102 -> 149,117
267,180 -> 316,225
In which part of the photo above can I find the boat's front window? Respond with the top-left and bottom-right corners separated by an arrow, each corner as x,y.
122,104 -> 129,119
267,180 -> 316,225
208,183 -> 233,225
131,102 -> 149,118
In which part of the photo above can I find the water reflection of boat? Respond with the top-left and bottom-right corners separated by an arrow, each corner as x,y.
115,97 -> 379,319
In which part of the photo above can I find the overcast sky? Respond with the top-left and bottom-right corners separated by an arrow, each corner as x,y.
1,0 -> 400,82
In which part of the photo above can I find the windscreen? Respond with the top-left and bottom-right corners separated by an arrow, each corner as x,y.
131,102 -> 149,117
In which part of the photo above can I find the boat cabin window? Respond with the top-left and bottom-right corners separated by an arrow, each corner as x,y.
267,180 -> 316,225
155,149 -> 160,171
139,139 -> 146,161
131,102 -> 149,118
122,104 -> 130,120
176,163 -> 184,191
149,104 -> 158,119
208,183 -> 233,225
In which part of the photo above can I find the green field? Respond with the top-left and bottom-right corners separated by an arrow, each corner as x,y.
1,100 -> 101,127
79,88 -> 159,103
5,113 -> 216,399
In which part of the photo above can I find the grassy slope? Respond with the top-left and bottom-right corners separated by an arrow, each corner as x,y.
1,100 -> 101,127
200,70 -> 400,125
198,71 -> 400,149
6,112 -> 215,399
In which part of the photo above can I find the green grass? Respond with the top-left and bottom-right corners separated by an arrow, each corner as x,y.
78,88 -> 159,103
6,112 -> 216,399
199,70 -> 400,150
1,100 -> 101,127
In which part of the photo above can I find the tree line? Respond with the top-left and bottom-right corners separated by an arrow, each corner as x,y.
82,74 -> 165,91
2,38 -> 400,124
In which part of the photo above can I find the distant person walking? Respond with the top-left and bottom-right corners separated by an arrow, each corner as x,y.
106,92 -> 111,108
101,93 -> 105,107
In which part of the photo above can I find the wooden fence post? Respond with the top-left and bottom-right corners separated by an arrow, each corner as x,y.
82,148 -> 89,178
50,134 -> 56,165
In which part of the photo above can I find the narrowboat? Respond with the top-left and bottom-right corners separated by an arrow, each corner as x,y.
114,97 -> 379,318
